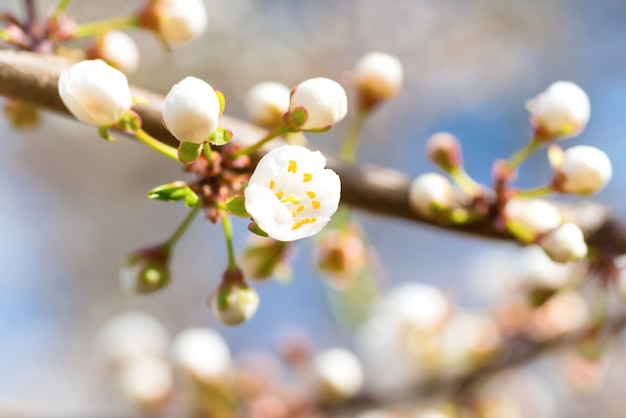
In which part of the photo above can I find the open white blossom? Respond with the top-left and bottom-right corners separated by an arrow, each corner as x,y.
408,173 -> 454,218
540,222 -> 587,263
145,0 -> 208,45
245,81 -> 290,127
171,327 -> 231,383
526,81 -> 590,140
88,31 -> 140,76
58,59 -> 132,127
315,348 -> 364,400
353,51 -> 404,102
289,77 -> 348,130
244,145 -> 341,241
162,76 -> 220,144
504,199 -> 561,243
553,145 -> 612,195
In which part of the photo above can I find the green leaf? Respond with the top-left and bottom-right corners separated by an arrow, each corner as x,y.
225,196 -> 249,217
289,107 -> 308,127
248,221 -> 269,237
148,181 -> 199,207
215,90 -> 226,116
98,126 -> 116,142
178,141 -> 203,163
208,127 -> 233,146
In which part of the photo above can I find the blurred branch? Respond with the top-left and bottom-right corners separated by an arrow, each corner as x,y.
1,50 -> 626,255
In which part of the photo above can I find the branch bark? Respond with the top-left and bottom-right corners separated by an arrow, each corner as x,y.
1,49 -> 625,256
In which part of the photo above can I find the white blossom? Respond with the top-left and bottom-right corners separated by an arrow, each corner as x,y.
526,81 -> 590,140
289,77 -> 348,130
504,199 -> 561,243
58,59 -> 132,127
245,81 -> 290,127
540,222 -> 588,263
554,145 -> 612,195
353,51 -> 404,101
89,31 -> 140,76
315,348 -> 364,400
440,312 -> 501,368
162,76 -> 220,144
119,356 -> 173,408
244,145 -> 341,241
146,0 -> 207,45
171,328 -> 231,383
408,173 -> 454,218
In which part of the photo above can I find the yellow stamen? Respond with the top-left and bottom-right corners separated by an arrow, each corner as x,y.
292,222 -> 302,230
311,217 -> 317,223
306,191 -> 316,199
311,201 -> 321,209
280,194 -> 300,204
303,173 -> 312,182
288,160 -> 298,173
297,206 -> 305,213
275,191 -> 284,199
269,180 -> 275,189
291,210 -> 296,218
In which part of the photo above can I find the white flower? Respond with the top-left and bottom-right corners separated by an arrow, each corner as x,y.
245,81 -> 290,127
171,328 -> 231,383
440,312 -> 501,367
526,81 -> 590,140
162,76 -> 220,144
553,145 -> 612,195
58,59 -> 132,127
315,348 -> 364,400
289,77 -> 348,130
353,51 -> 404,102
119,356 -> 173,408
504,199 -> 562,243
408,173 -> 454,218
244,145 -> 341,241
144,0 -> 208,45
88,31 -> 140,76
540,222 -> 587,263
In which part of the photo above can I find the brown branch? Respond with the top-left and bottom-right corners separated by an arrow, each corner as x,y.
1,49 -> 626,255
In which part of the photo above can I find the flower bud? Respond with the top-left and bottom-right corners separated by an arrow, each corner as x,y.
353,51 -> 403,109
526,81 -> 590,141
87,31 -> 140,76
209,269 -> 259,326
119,356 -> 173,409
504,199 -> 562,243
139,0 -> 208,45
408,173 -> 454,218
440,313 -> 501,369
540,222 -> 587,263
244,81 -> 290,127
425,132 -> 463,172
314,348 -> 364,403
288,77 -> 348,131
316,223 -> 367,289
531,291 -> 589,338
162,76 -> 220,144
240,237 -> 293,281
58,59 -> 132,127
552,145 -> 612,195
120,245 -> 170,294
171,327 -> 231,384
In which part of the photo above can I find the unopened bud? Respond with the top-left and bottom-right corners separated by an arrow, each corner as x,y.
425,132 -> 463,173
240,237 -> 293,281
120,245 -> 171,294
288,77 -> 348,131
532,291 -> 589,338
209,269 -> 259,326
408,173 -> 454,218
526,81 -> 590,141
119,356 -> 173,409
504,199 -> 561,243
552,145 -> 612,195
316,223 -> 367,289
171,327 -> 231,384
539,222 -> 587,263
244,82 -> 290,128
87,31 -> 140,76
3,100 -> 39,129
315,348 -> 364,404
353,51 -> 403,109
138,0 -> 208,45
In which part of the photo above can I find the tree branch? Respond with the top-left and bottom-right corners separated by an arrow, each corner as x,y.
1,50 -> 625,255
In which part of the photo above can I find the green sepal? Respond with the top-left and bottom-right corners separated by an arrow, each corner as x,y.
216,90 -> 226,117
308,126 -> 331,133
248,221 -> 269,237
225,196 -> 249,217
208,127 -> 233,146
98,126 -> 116,142
178,141 -> 203,163
117,112 -> 142,134
147,181 -> 199,207
288,107 -> 308,127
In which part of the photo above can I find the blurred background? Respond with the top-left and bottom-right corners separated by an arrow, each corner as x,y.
2,0 -> 626,416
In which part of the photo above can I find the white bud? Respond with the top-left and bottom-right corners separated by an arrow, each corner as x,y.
408,173 -> 454,218
145,0 -> 207,45
245,81 -> 290,127
517,246 -> 578,289
97,311 -> 169,365
532,291 -> 589,337
526,81 -> 590,140
289,77 -> 348,130
540,222 -> 587,263
162,76 -> 220,144
504,199 -> 561,243
554,145 -> 612,195
171,328 -> 231,383
119,356 -> 173,408
440,312 -> 501,367
88,31 -> 140,76
58,59 -> 132,127
353,51 -> 404,103
315,348 -> 364,401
